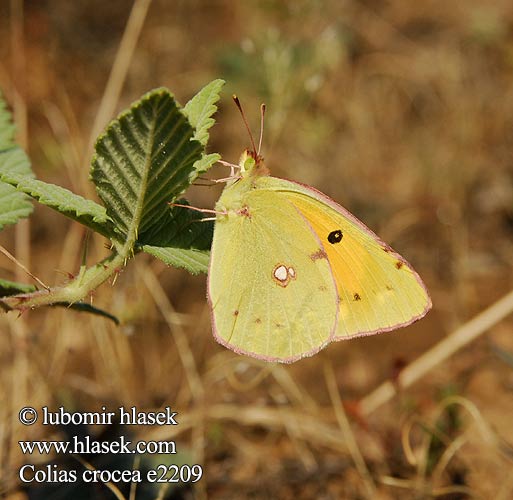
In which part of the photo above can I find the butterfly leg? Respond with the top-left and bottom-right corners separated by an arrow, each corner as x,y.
217,159 -> 242,179
168,202 -> 227,216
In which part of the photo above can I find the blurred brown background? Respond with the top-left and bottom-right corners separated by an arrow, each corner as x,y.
1,0 -> 513,498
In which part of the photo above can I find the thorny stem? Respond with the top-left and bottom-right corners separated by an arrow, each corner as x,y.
0,251 -> 126,311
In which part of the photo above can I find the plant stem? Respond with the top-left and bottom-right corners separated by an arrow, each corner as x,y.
0,251 -> 125,311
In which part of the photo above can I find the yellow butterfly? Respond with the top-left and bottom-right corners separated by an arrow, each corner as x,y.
208,104 -> 431,363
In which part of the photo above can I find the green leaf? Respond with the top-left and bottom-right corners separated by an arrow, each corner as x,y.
140,201 -> 213,274
143,245 -> 211,275
0,278 -> 36,297
0,177 -> 34,229
54,302 -> 119,325
183,79 -> 225,146
0,161 -> 116,238
90,88 -> 205,253
0,93 -> 16,150
0,93 -> 34,230
192,152 -> 221,177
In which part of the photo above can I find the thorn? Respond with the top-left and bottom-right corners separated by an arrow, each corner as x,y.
0,244 -> 49,290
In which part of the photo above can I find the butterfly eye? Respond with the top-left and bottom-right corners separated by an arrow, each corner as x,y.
327,229 -> 343,244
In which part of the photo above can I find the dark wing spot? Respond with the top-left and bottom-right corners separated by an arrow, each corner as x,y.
353,293 -> 361,301
327,229 -> 343,244
255,318 -> 262,324
382,246 -> 391,253
275,323 -> 283,328
395,261 -> 404,269
237,205 -> 251,218
319,285 -> 327,291
386,285 -> 393,291
310,248 -> 328,261
233,310 -> 239,316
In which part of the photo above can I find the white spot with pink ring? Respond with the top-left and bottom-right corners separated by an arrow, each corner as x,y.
273,264 -> 297,287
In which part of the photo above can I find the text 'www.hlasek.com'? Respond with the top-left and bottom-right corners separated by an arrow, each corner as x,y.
18,406 -> 203,485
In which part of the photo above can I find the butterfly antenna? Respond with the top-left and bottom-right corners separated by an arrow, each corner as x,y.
233,95 -> 257,156
258,103 -> 266,156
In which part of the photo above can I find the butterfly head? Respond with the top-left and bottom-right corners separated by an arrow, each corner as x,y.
239,149 -> 269,178
231,95 -> 269,180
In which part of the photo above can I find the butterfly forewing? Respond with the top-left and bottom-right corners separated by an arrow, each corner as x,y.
256,176 -> 431,339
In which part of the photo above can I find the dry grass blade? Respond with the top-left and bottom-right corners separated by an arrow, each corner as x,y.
401,416 -> 421,466
395,395 -> 505,497
431,433 -> 468,486
86,0 -> 152,155
271,365 -> 318,411
324,363 -> 376,498
436,396 -> 498,448
128,454 -> 140,500
155,482 -> 170,500
73,455 -> 126,500
225,363 -> 273,391
431,485 -> 483,499
10,0 -> 31,282
274,399 -> 318,471
0,244 -> 48,290
379,475 -> 415,490
137,263 -> 204,400
360,289 -> 513,415
147,404 -> 348,453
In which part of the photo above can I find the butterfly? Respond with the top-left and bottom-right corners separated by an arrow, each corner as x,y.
207,101 -> 431,363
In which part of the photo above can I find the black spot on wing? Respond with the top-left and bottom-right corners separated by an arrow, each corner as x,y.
327,229 -> 343,244
353,293 -> 361,301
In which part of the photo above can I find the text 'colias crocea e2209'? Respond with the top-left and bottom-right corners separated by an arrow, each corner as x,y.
207,144 -> 431,363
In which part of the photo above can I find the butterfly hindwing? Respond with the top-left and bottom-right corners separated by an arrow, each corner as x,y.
208,188 -> 338,362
